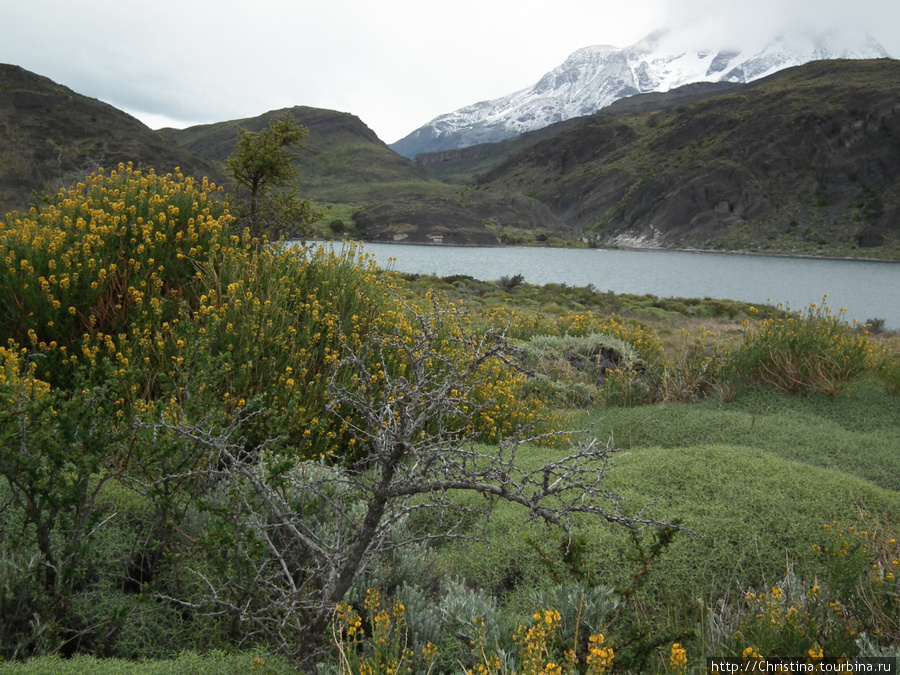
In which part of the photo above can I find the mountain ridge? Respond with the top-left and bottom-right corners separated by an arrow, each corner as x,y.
0,63 -> 221,216
3,60 -> 900,258
159,106 -> 556,246
390,29 -> 891,159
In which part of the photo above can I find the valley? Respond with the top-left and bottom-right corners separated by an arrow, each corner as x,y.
2,58 -> 899,258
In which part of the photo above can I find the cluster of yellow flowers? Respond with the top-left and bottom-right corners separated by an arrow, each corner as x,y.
464,608 -> 615,675
333,589 -> 436,675
668,642 -> 687,672
0,343 -> 51,403
584,633 -> 615,674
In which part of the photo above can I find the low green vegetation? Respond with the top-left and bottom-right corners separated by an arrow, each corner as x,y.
0,652 -> 296,674
1,165 -> 899,673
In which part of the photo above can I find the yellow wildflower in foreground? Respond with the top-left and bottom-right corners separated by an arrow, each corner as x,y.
669,642 -> 687,672
586,633 -> 614,674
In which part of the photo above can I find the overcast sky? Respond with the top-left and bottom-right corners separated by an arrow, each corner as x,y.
2,0 -> 898,144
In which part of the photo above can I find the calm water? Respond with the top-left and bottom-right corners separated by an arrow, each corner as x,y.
353,242 -> 900,329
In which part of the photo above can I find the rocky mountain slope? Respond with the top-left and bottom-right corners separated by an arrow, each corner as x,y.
0,64 -> 221,216
391,30 -> 890,159
459,59 -> 900,255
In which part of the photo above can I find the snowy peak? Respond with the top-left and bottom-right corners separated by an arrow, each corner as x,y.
716,32 -> 890,83
390,29 -> 892,159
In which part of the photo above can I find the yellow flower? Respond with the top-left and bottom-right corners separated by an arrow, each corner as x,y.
670,643 -> 687,672
743,646 -> 761,660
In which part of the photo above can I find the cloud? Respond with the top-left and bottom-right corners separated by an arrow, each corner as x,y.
1,0 -> 896,143
658,0 -> 900,53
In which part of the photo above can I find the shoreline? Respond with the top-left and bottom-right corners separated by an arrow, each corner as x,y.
603,244 -> 900,264
313,236 -> 900,264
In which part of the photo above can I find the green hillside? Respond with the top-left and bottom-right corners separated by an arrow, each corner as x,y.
161,106 -> 564,246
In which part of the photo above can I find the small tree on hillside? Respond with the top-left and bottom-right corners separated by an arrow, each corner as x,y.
225,112 -> 320,238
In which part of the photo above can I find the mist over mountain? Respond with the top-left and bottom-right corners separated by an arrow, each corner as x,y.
390,29 -> 891,159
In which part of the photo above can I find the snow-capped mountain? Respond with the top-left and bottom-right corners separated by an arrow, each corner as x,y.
390,29 -> 891,159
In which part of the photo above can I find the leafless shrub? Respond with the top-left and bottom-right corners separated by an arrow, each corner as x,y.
141,295 -> 674,671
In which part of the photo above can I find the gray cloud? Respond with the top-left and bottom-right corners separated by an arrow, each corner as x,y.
660,0 -> 900,53
1,0 -> 896,143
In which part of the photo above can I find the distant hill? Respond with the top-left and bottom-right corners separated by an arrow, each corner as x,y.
0,64 -> 221,216
431,59 -> 900,257
161,106 -> 432,202
162,107 -> 560,246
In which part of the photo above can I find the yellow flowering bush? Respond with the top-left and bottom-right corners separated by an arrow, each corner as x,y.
725,300 -> 874,399
1,166 -> 548,462
728,519 -> 900,662
0,163 -> 232,383
463,607 -> 613,675
730,583 -> 841,663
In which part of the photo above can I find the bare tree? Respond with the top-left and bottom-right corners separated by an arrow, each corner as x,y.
144,296 -> 673,672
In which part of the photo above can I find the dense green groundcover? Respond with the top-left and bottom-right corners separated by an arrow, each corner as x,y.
0,651 -> 296,674
438,376 -> 900,598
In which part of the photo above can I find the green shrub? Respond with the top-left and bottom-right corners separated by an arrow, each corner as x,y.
0,548 -> 58,661
726,519 -> 900,661
516,333 -> 645,407
725,302 -> 873,399
497,273 -> 525,292
876,350 -> 900,396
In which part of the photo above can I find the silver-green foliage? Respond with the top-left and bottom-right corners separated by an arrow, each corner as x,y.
518,333 -> 645,407
528,581 -> 619,639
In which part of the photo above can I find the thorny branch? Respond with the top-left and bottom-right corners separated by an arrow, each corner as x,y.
137,293 -> 678,670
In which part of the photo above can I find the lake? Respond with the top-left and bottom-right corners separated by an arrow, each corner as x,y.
351,242 -> 900,330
